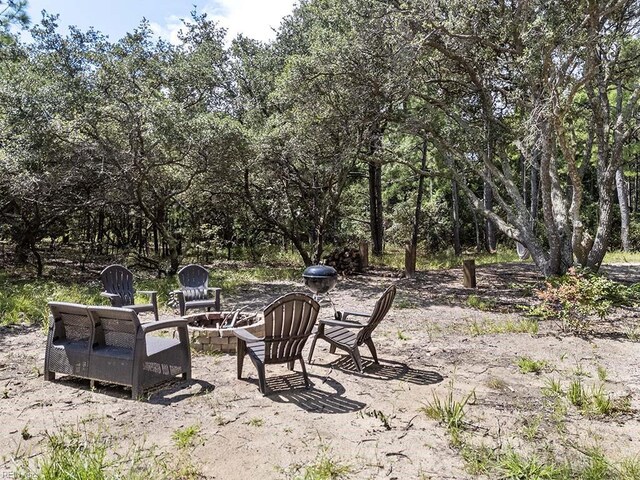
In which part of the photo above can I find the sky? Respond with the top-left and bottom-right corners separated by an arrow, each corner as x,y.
24,0 -> 297,43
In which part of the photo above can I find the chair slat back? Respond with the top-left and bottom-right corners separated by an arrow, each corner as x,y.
356,285 -> 396,345
87,306 -> 140,350
178,264 -> 209,301
263,293 -> 319,361
100,265 -> 135,305
48,302 -> 93,345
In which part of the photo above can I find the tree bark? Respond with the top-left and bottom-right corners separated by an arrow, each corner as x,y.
452,179 -> 462,255
368,125 -> 385,256
483,170 -> 497,253
410,137 -> 428,262
616,167 -> 631,251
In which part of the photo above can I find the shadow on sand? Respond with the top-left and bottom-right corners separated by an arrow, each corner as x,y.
314,356 -> 444,386
53,376 -> 214,404
240,372 -> 366,413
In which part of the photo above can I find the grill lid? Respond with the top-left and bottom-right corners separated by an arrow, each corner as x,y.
302,265 -> 338,278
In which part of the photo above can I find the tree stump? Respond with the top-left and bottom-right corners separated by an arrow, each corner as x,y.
462,259 -> 476,288
359,241 -> 369,269
405,243 -> 416,279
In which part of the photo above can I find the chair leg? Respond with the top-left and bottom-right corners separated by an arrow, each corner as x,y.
364,338 -> 379,363
307,334 -> 319,363
329,345 -> 337,354
256,363 -> 267,395
237,339 -> 246,379
287,361 -> 294,371
351,347 -> 364,372
44,370 -> 55,381
299,357 -> 310,389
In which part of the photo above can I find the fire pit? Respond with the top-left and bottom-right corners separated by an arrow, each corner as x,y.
302,265 -> 338,295
184,311 -> 264,354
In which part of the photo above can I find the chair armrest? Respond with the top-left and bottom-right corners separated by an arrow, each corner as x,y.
141,319 -> 189,333
138,290 -> 157,296
232,329 -> 261,343
319,318 -> 365,329
100,292 -> 120,300
207,287 -> 221,294
340,311 -> 370,322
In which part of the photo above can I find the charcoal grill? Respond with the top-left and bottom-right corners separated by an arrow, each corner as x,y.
302,265 -> 338,295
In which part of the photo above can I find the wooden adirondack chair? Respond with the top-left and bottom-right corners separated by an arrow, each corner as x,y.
100,264 -> 159,321
307,285 -> 396,372
234,293 -> 320,395
172,264 -> 221,316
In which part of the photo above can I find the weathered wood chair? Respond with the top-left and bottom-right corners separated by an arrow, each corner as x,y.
234,293 -> 320,395
307,284 -> 396,372
44,302 -> 95,382
86,306 -> 191,399
100,264 -> 159,321
172,264 -> 221,316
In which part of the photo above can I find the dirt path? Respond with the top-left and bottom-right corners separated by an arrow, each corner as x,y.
1,263 -> 639,479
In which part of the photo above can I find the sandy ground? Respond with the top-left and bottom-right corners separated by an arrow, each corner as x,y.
1,263 -> 639,479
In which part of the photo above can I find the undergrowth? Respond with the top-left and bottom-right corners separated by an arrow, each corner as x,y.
373,247 -> 521,270
0,262 -> 301,326
527,267 -> 640,332
13,424 -> 202,479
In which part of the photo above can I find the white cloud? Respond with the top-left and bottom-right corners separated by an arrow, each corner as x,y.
204,0 -> 296,43
146,0 -> 297,46
149,15 -> 187,45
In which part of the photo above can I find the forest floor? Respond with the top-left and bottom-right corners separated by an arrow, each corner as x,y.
1,262 -> 640,479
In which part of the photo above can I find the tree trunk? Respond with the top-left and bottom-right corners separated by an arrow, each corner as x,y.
530,158 -> 539,224
409,137 -> 428,269
539,120 -> 572,276
368,125 -> 385,256
153,224 -> 159,255
31,239 -> 43,277
312,225 -> 324,264
97,210 -> 105,255
616,167 -> 630,251
633,154 -> 640,213
452,179 -> 461,255
483,171 -> 497,253
471,207 -> 482,252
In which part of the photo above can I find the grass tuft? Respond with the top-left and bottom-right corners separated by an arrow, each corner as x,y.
284,446 -> 352,480
517,357 -> 547,374
172,424 -> 200,450
422,386 -> 475,445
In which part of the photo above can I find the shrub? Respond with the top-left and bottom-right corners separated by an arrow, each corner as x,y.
529,267 -> 640,332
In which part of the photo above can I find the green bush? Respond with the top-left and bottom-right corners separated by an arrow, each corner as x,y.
529,267 -> 640,332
